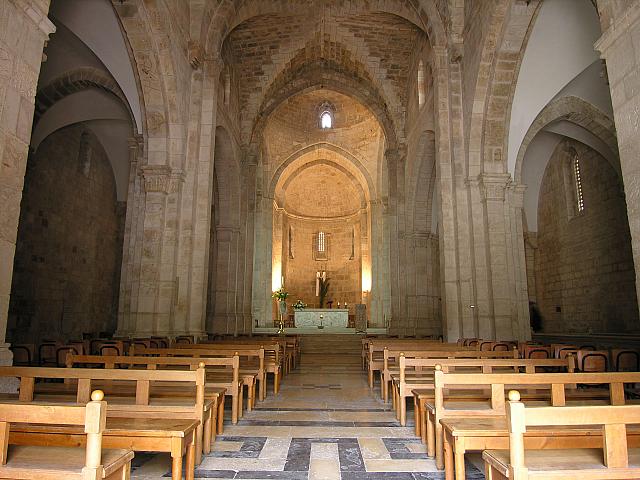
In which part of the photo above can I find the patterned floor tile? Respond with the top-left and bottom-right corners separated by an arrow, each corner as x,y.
134,350 -> 485,480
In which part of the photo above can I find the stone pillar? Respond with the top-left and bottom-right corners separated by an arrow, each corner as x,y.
242,153 -> 257,333
433,46 -> 474,341
506,183 -> 531,340
251,179 -> 274,327
212,226 -> 241,334
369,199 -> 387,328
117,136 -> 144,335
116,164 -> 185,338
181,56 -> 221,338
0,0 -> 54,366
480,173 -> 513,339
385,148 -> 401,333
595,3 -> 640,319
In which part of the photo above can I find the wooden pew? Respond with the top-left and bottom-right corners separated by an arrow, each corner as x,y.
65,353 -> 231,433
0,389 -> 134,480
435,369 -> 640,479
382,348 -> 519,403
0,365 -> 213,468
410,356 -> 576,441
483,391 -> 640,480
391,351 -> 523,425
141,343 -> 277,397
129,346 -> 254,416
174,340 -> 286,380
367,341 -> 476,389
179,342 -> 277,395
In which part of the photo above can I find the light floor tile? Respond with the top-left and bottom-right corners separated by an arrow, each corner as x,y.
310,442 -> 339,459
358,438 -> 391,459
309,458 -> 341,480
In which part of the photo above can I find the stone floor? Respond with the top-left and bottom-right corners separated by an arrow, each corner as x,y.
131,347 -> 485,479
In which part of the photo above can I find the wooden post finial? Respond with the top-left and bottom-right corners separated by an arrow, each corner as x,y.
508,390 -> 521,402
199,361 -> 206,368
435,364 -> 442,371
91,390 -> 104,401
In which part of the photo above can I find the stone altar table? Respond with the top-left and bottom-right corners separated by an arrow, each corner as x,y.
294,309 -> 348,328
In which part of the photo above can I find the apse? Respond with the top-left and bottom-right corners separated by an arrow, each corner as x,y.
256,88 -> 382,328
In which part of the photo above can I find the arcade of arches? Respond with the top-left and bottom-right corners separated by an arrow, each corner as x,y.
2,0 -> 640,360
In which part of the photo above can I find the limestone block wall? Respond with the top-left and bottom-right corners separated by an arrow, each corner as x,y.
8,125 -> 123,344
535,141 -> 638,333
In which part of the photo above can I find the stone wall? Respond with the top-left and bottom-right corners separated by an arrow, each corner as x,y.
283,215 -> 362,313
535,140 -> 638,333
8,125 -> 123,344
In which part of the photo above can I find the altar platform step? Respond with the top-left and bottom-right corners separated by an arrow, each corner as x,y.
300,334 -> 363,355
253,327 -> 387,335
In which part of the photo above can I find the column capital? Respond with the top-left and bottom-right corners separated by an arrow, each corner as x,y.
384,145 -> 406,163
480,173 -> 511,202
127,135 -> 144,151
243,145 -> 259,166
140,165 -> 184,194
507,183 -> 527,208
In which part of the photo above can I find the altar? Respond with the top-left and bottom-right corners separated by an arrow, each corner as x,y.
294,309 -> 348,328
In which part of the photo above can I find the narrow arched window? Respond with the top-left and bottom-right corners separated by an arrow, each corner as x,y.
417,60 -> 426,107
224,70 -> 231,106
320,111 -> 332,129
572,153 -> 585,213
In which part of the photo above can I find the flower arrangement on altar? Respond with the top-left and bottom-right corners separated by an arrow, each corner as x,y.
272,288 -> 289,301
292,300 -> 307,310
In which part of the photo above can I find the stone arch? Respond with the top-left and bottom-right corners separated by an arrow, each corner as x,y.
467,0 -> 541,176
276,158 -> 368,211
268,143 -> 376,204
34,67 -> 133,126
514,95 -> 618,183
253,67 -> 398,151
201,0 -> 447,59
114,0 -> 186,151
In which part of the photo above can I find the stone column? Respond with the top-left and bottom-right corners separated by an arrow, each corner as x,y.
181,56 -> 221,337
595,3 -> 640,319
241,153 -> 257,332
433,46 -> 474,341
251,181 -> 274,327
212,226 -> 240,334
385,148 -> 401,333
369,198 -> 387,328
117,136 -> 144,335
506,183 -> 531,340
133,165 -> 184,337
0,0 -> 54,366
480,173 -> 513,339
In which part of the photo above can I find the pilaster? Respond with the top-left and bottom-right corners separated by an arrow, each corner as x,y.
595,1 -> 640,321
0,0 -> 54,367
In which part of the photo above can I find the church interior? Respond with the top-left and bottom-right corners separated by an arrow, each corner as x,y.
1,0 -> 640,478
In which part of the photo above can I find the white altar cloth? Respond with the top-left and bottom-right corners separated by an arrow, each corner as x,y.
294,309 -> 348,328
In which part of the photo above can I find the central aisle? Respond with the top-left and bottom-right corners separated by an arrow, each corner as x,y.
133,335 -> 485,479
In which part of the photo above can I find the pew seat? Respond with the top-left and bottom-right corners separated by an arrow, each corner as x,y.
443,417 -> 640,480
483,392 -> 640,479
0,445 -> 134,480
10,417 -> 198,480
